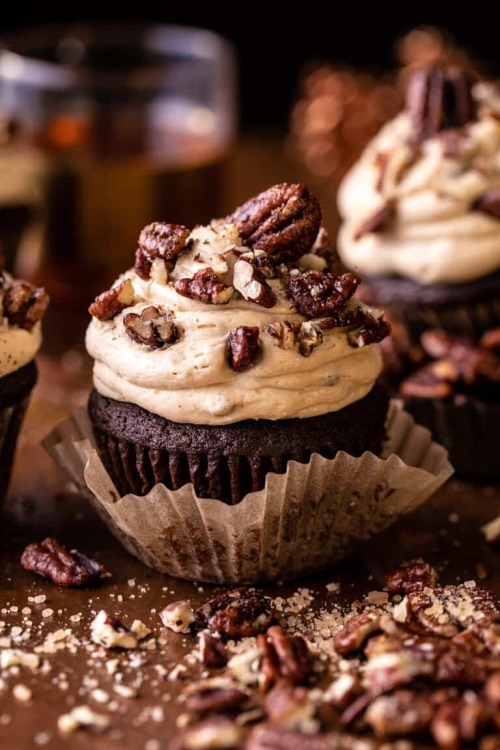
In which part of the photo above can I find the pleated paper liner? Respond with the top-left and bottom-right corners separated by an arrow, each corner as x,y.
43,403 -> 453,584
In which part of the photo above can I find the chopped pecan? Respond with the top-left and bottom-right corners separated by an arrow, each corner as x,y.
333,612 -> 381,656
431,695 -> 490,748
296,322 -> 323,357
353,202 -> 395,241
347,314 -> 390,348
264,684 -> 318,732
473,189 -> 500,220
88,279 -> 135,321
123,305 -> 178,348
400,363 -> 454,399
228,326 -> 260,372
324,674 -> 362,709
21,537 -> 107,588
405,64 -> 477,143
4,281 -> 49,331
233,256 -> 276,307
285,271 -> 359,319
196,588 -> 273,639
258,625 -> 312,690
199,632 -> 229,668
159,600 -> 196,634
135,222 -> 190,279
90,610 -> 138,649
226,183 -> 321,262
385,559 -> 438,595
172,717 -> 242,750
265,321 -> 299,349
364,689 -> 434,738
174,268 -> 234,305
315,307 -> 366,330
184,684 -> 248,714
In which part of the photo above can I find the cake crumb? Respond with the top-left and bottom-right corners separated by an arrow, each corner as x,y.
13,684 -> 32,702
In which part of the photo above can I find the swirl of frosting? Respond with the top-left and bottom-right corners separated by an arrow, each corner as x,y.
86,224 -> 384,425
338,94 -> 500,285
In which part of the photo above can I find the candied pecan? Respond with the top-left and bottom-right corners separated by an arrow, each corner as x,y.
405,64 -> 477,143
308,226 -> 341,274
258,625 -> 312,690
347,315 -> 390,348
228,326 -> 260,372
184,684 -> 248,714
4,281 -> 49,331
246,724 -> 333,750
431,695 -> 490,748
265,321 -> 299,349
285,270 -> 359,319
296,322 -> 323,357
172,717 -> 242,750
90,610 -> 138,649
333,612 -> 381,656
436,648 -> 490,686
174,268 -> 234,304
364,689 -> 434,738
159,600 -> 196,633
420,330 -> 500,385
473,189 -> 500,220
196,587 -> 273,639
400,363 -> 454,399
134,222 -> 190,279
469,619 -> 500,657
407,584 -> 499,638
264,684 -> 318,732
481,328 -> 500,351
21,537 -> 107,588
123,305 -> 178,348
353,202 -> 395,241
385,559 -> 438,595
324,673 -> 362,709
226,183 -> 321,262
233,256 -> 276,307
88,279 -> 135,321
315,307 -> 366,330
199,632 -> 229,668
485,672 -> 500,708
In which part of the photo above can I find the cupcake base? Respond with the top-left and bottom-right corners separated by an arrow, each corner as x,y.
88,384 -> 390,504
360,271 -> 500,341
0,361 -> 37,499
403,395 -> 500,479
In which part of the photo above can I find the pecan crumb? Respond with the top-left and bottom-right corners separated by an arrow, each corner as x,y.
4,281 -> 49,330
159,600 -> 196,634
21,537 -> 108,588
90,610 -> 138,650
123,305 -> 178,348
174,268 -> 234,305
196,587 -> 273,639
228,326 -> 260,372
347,314 -> 390,348
135,222 -> 190,280
385,559 -> 438,595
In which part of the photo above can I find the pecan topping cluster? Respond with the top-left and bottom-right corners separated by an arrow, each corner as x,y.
21,537 -> 108,588
3,280 -> 49,331
88,279 -> 135,321
405,64 -> 477,143
135,222 -> 190,280
196,587 -> 273,639
398,328 -> 500,400
174,268 -> 234,305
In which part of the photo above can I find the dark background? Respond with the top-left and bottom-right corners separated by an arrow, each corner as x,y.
1,8 -> 498,131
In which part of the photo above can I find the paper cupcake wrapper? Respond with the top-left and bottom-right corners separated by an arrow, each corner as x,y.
43,403 -> 453,584
394,297 -> 500,343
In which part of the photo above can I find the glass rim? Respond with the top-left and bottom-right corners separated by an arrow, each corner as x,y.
0,22 -> 236,91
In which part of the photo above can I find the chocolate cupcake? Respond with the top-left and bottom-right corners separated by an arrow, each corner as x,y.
337,65 -> 500,341
0,270 -> 49,498
86,183 -> 391,504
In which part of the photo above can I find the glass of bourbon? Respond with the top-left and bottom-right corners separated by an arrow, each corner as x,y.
0,24 -> 237,302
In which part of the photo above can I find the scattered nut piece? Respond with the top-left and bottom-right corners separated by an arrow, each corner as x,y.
90,611 -> 138,650
199,632 -> 229,668
196,588 -> 273,639
57,706 -> 110,735
233,256 -> 276,308
385,559 -> 438,595
88,279 -> 134,321
135,222 -> 190,279
174,268 -> 234,305
21,537 -> 108,588
160,600 -> 196,634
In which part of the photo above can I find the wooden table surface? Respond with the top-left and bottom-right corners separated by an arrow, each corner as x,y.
1,140 -> 500,749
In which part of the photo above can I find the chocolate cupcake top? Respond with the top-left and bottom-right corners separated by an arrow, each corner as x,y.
0,266 -> 48,378
338,65 -> 500,285
86,184 -> 389,425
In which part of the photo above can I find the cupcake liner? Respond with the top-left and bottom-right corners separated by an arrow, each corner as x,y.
43,403 -> 453,584
391,297 -> 500,343
403,396 -> 500,479
0,396 -> 31,501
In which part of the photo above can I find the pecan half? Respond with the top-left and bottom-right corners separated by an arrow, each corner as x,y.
363,647 -> 437,693
472,189 -> 500,220
285,271 -> 359,319
90,610 -> 138,649
184,684 -> 248,714
405,64 -> 477,143
385,559 -> 438,595
354,202 -> 395,241
400,363 -> 455,399
436,648 -> 490,686
174,268 -> 234,304
333,612 -> 381,656
21,537 -> 107,588
228,326 -> 260,372
226,183 -> 321,262
135,222 -> 190,279
258,625 -> 312,690
233,256 -> 276,307
172,717 -> 242,750
347,314 -> 390,348
365,689 -> 435,738
4,281 -> 49,331
264,684 -> 318,732
196,588 -> 273,639
199,632 -> 229,668
431,695 -> 490,748
88,279 -> 135,321
246,725 -> 333,750
123,305 -> 178,348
